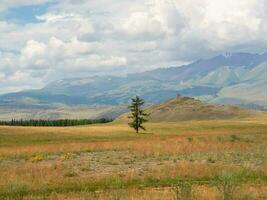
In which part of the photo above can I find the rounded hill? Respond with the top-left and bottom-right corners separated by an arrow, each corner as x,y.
117,96 -> 256,122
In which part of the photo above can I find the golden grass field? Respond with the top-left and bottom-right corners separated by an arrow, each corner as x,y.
0,114 -> 267,199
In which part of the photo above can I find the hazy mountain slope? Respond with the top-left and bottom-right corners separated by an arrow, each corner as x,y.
214,80 -> 267,104
117,96 -> 255,123
189,66 -> 245,87
0,52 -> 267,109
0,105 -> 127,121
212,62 -> 267,106
242,61 -> 267,81
130,52 -> 267,82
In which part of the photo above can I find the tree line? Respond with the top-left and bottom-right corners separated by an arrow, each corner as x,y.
0,118 -> 112,127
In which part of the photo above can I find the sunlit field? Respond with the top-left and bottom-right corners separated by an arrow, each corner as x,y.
0,115 -> 267,199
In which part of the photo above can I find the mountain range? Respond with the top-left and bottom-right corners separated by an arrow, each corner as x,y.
1,52 -> 267,111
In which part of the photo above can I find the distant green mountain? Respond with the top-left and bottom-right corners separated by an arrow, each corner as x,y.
1,52 -> 267,110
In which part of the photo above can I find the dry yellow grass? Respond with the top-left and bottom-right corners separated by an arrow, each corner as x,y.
22,185 -> 267,200
0,116 -> 266,199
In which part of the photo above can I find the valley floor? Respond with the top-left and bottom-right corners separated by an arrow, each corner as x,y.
0,116 -> 267,199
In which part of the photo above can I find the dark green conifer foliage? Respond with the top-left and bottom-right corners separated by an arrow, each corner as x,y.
0,118 -> 112,127
128,96 -> 149,133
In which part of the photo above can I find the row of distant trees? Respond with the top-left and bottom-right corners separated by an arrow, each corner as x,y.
0,96 -> 149,132
0,118 -> 112,127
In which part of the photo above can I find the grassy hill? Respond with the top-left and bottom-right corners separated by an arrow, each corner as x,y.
117,96 -> 257,123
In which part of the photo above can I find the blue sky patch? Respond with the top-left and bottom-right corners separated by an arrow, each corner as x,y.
2,3 -> 54,24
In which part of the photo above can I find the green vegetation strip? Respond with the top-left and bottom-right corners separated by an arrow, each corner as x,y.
0,118 -> 112,127
0,169 -> 266,198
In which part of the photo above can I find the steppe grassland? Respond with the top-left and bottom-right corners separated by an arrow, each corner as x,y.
0,114 -> 266,199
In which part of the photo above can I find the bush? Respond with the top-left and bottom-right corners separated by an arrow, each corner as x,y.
230,135 -> 239,142
215,172 -> 239,200
60,152 -> 77,161
30,154 -> 45,162
0,180 -> 29,200
173,181 -> 194,200
187,137 -> 193,142
63,170 -> 78,178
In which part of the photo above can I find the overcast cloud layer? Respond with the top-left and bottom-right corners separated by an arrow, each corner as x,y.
0,0 -> 267,93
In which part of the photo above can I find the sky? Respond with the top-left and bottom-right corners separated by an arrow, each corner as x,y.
0,0 -> 267,94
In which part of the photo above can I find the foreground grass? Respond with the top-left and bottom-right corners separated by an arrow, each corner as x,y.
0,117 -> 266,199
0,169 -> 266,199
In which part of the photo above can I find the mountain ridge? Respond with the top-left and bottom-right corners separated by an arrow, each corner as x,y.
1,52 -> 267,109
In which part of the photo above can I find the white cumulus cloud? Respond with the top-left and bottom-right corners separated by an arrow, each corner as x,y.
0,0 -> 267,93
